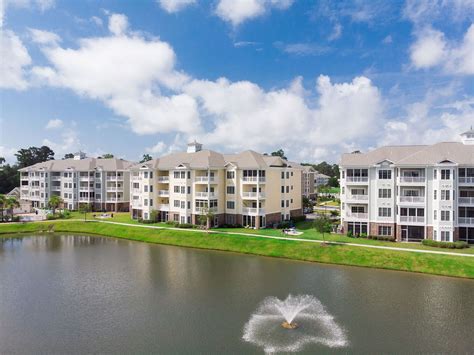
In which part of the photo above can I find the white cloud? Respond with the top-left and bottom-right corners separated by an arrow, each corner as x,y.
0,29 -> 31,90
157,0 -> 195,13
382,35 -> 392,44
91,16 -> 103,26
215,0 -> 294,26
28,28 -> 60,45
0,145 -> 17,163
42,128 -> 81,155
328,23 -> 342,41
403,0 -> 474,26
275,42 -> 331,56
410,27 -> 446,69
146,141 -> 166,154
409,24 -> 474,75
108,13 -> 128,36
45,118 -> 63,129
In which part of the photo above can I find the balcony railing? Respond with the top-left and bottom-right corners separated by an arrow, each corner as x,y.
157,176 -> 169,183
346,212 -> 368,219
242,177 -> 266,183
346,177 -> 368,183
459,197 -> 474,205
347,194 -> 368,201
459,177 -> 474,184
195,206 -> 218,213
131,201 -> 142,208
106,186 -> 124,191
158,204 -> 169,210
459,217 -> 474,225
242,207 -> 265,215
195,176 -> 216,183
399,176 -> 425,183
106,197 -> 124,202
399,216 -> 425,223
106,175 -> 124,181
242,192 -> 266,199
195,192 -> 217,198
398,196 -> 425,203
158,190 -> 169,196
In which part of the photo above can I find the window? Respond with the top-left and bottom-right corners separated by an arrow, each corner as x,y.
286,186 -> 289,193
286,172 -> 290,179
150,172 -> 153,179
281,186 -> 285,193
180,201 -> 185,209
150,199 -> 153,207
441,190 -> 450,200
441,211 -> 450,221
227,186 -> 235,194
378,170 -> 392,179
173,171 -> 180,179
187,186 -> 191,194
434,190 -> 437,200
378,226 -> 392,236
281,200 -> 284,208
434,210 -> 437,220
286,200 -> 289,207
281,172 -> 285,179
174,186 -> 180,193
434,169 -> 437,179
378,208 -> 391,217
187,171 -> 191,179
174,200 -> 180,208
227,201 -> 235,209
187,201 -> 191,209
96,183 -> 101,189
441,231 -> 450,242
149,185 -> 153,193
441,169 -> 451,180
144,199 -> 148,206
181,186 -> 186,194
378,189 -> 391,198
144,171 -> 149,179
144,185 -> 148,192
227,171 -> 235,179
181,171 -> 186,179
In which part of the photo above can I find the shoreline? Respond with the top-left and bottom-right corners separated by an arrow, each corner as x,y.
0,220 -> 473,279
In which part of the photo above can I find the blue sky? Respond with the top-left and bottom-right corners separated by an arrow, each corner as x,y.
1,0 -> 473,164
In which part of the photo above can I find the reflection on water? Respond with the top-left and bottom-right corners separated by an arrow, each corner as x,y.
0,234 -> 473,354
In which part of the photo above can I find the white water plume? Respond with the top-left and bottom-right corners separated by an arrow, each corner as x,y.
242,294 -> 348,353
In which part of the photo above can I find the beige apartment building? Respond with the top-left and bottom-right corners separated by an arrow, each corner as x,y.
339,130 -> 474,244
19,152 -> 134,212
129,142 -> 303,228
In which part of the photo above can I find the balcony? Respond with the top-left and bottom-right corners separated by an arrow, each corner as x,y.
158,204 -> 169,210
459,217 -> 474,225
345,177 -> 368,183
459,197 -> 474,205
106,186 -> 124,191
131,200 -> 142,208
242,177 -> 266,183
242,207 -> 265,215
345,212 -> 368,220
79,187 -> 92,191
398,196 -> 425,204
459,177 -> 474,185
399,216 -> 425,223
399,176 -> 425,184
242,192 -> 266,199
157,176 -> 169,183
195,176 -> 216,183
195,191 -> 217,198
106,197 -> 124,202
195,206 -> 218,214
346,194 -> 368,201
51,175 -> 61,180
106,175 -> 123,181
158,190 -> 169,197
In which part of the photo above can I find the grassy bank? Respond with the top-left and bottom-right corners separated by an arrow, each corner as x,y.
1,220 -> 473,279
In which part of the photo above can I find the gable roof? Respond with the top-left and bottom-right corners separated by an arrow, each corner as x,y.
19,157 -> 136,172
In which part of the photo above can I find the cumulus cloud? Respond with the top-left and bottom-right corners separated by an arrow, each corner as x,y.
410,24 -> 474,75
108,13 -> 128,36
157,0 -> 196,13
0,29 -> 32,90
403,0 -> 474,26
45,118 -> 63,129
28,28 -> 60,45
146,141 -> 166,154
42,128 -> 81,155
215,0 -> 294,26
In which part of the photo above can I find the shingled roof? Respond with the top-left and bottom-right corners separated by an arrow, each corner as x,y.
19,157 -> 136,172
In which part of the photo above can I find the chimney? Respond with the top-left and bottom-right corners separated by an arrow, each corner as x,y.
460,127 -> 474,145
187,140 -> 203,153
73,151 -> 86,160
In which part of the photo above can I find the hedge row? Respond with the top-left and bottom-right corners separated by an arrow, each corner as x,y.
422,239 -> 469,249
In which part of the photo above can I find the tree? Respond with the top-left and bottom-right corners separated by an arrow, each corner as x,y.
328,176 -> 339,187
100,153 -> 114,159
140,154 -> 152,163
15,146 -> 54,168
78,203 -> 91,221
4,196 -> 19,221
197,207 -> 215,231
0,157 -> 5,165
48,195 -> 63,215
64,153 -> 74,159
0,164 -> 19,194
271,149 -> 287,160
0,194 -> 5,222
302,196 -> 313,210
313,215 -> 332,244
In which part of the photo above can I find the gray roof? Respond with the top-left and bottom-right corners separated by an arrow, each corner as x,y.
315,172 -> 330,178
461,126 -> 474,135
340,142 -> 474,167
19,157 -> 135,172
132,150 -> 293,170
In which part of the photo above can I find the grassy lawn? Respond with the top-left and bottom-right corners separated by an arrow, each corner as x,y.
66,212 -> 474,255
0,220 -> 473,278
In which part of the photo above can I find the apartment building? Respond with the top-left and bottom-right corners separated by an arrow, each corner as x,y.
19,152 -> 134,212
289,163 -> 316,199
129,142 -> 303,228
314,172 -> 330,186
339,129 -> 474,244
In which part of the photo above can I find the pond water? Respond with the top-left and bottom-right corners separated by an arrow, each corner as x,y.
0,234 -> 473,353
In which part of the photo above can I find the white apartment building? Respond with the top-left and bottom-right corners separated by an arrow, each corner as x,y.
129,142 -> 303,228
19,152 -> 134,212
314,172 -> 330,187
340,130 -> 474,244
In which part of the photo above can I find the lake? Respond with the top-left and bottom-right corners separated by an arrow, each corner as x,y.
0,234 -> 473,353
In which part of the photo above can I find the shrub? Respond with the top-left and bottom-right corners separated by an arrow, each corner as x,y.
347,230 -> 353,238
11,216 -> 20,222
422,239 -> 469,249
359,233 -> 367,238
279,221 -> 292,229
140,219 -> 156,224
46,214 -> 58,220
176,223 -> 194,229
291,215 -> 306,223
367,235 -> 395,242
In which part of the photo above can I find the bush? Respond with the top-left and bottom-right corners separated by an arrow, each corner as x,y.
359,233 -> 367,238
11,216 -> 20,222
291,215 -> 306,223
220,223 -> 243,228
368,235 -> 395,242
347,230 -> 353,238
279,221 -> 292,229
176,223 -> 194,229
46,214 -> 58,220
422,239 -> 469,249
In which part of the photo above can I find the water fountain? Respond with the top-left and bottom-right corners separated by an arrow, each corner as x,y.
243,294 -> 348,353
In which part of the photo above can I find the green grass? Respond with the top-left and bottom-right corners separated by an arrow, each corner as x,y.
0,220 -> 473,279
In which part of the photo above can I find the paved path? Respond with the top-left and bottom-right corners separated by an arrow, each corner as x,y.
92,220 -> 474,258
